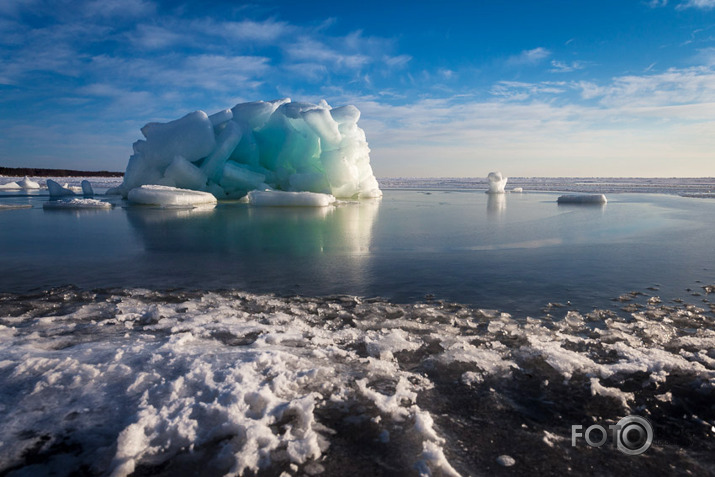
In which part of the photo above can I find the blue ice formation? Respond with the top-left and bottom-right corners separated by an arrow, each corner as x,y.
112,99 -> 382,200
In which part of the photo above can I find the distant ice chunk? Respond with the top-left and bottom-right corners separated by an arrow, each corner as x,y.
43,198 -> 113,209
247,190 -> 336,207
0,177 -> 41,190
47,179 -> 76,197
114,98 -> 381,200
128,185 -> 218,207
18,177 -> 40,189
557,194 -> 607,204
487,172 -> 508,194
511,187 -> 523,193
81,180 -> 94,196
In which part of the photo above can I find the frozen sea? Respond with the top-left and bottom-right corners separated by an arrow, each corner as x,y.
0,176 -> 714,476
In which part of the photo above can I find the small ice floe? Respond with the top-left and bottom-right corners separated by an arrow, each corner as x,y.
486,172 -> 508,194
511,187 -> 523,193
0,177 -> 41,190
247,190 -> 337,207
43,198 -> 113,210
557,194 -> 607,205
47,179 -> 77,197
127,185 -> 218,207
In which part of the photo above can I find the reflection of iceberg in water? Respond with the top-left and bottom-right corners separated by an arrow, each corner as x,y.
124,200 -> 381,293
124,204 -> 217,224
239,200 -> 380,255
487,193 -> 506,217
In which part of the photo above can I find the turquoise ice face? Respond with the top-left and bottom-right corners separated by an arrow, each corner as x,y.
118,99 -> 382,201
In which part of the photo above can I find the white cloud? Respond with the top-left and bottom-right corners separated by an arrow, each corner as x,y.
286,37 -> 372,70
356,65 -> 715,176
678,0 -> 715,9
506,47 -> 551,66
219,19 -> 292,43
490,81 -> 567,100
550,60 -> 585,73
586,66 -> 715,107
384,54 -> 412,69
129,24 -> 184,49
0,0 -> 40,16
84,0 -> 155,18
647,0 -> 669,7
89,54 -> 270,92
695,47 -> 715,65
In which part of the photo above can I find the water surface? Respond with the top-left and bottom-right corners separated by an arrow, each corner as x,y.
1,189 -> 712,315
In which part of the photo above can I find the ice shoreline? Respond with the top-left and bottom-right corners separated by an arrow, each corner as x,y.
0,285 -> 713,476
2,176 -> 715,197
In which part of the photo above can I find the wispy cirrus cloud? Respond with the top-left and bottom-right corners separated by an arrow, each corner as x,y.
506,47 -> 551,66
0,0 -> 404,116
83,0 -> 155,18
650,0 -> 715,8
550,60 -> 585,73
356,64 -> 715,176
677,0 -> 715,9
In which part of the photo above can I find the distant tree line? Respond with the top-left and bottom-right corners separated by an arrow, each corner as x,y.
0,166 -> 124,177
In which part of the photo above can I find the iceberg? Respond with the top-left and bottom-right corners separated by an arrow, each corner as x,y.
127,185 -> 218,207
486,172 -> 508,194
114,98 -> 382,201
557,194 -> 607,205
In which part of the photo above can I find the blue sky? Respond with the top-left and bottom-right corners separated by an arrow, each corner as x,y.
1,0 -> 714,177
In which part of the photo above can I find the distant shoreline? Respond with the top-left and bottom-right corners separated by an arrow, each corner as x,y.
0,166 -> 124,177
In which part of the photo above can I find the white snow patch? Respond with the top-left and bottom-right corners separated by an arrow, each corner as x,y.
43,198 -> 113,209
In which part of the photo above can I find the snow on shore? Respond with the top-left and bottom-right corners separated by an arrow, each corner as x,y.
0,287 -> 713,476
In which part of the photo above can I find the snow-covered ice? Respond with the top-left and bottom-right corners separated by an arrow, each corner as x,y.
115,98 -> 382,200
486,172 -> 508,194
0,287 -> 712,476
0,177 -> 40,190
0,204 -> 32,210
247,190 -> 337,207
127,185 -> 218,207
43,198 -> 112,209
